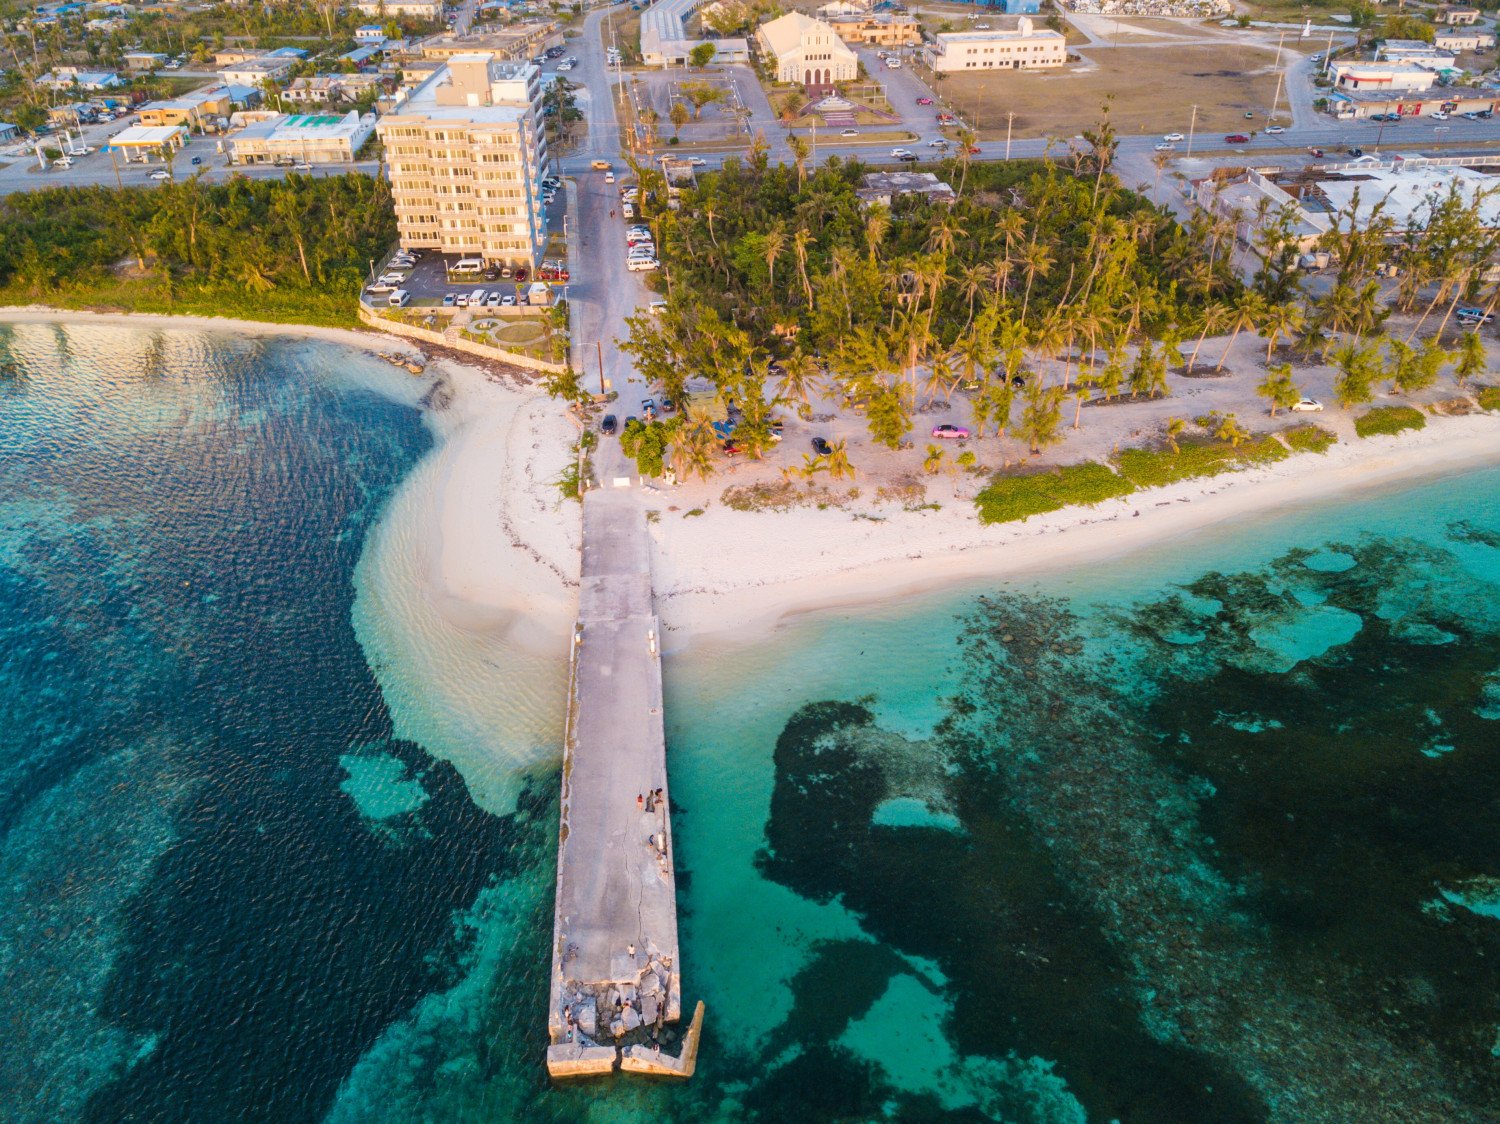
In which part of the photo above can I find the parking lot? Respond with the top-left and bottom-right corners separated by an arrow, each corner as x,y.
364,188 -> 571,310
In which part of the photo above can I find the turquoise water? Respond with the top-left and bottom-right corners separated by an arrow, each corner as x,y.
6,321 -> 1500,1121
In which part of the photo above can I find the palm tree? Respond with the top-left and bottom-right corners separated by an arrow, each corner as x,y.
924,350 -> 958,404
763,223 -> 786,292
1213,412 -> 1250,448
787,133 -> 809,188
1013,380 -> 1065,455
1216,291 -> 1263,373
825,438 -> 855,480
778,350 -> 822,417
1256,362 -> 1300,416
863,206 -> 890,267
955,126 -> 977,193
792,226 -> 816,309
1454,329 -> 1487,388
923,444 -> 945,474
1165,416 -> 1186,454
1258,299 -> 1304,362
1018,240 -> 1055,325
1185,301 -> 1229,373
671,416 -> 719,481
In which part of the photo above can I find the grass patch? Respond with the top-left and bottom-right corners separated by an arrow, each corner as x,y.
684,507 -> 705,517
1477,386 -> 1500,412
975,462 -> 1135,525
1,279 -> 361,328
1354,405 -> 1426,439
1113,436 -> 1288,489
1282,424 -> 1338,454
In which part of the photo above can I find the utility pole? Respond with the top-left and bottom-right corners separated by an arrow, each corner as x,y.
1270,30 -> 1286,122
597,339 -> 606,395
1005,110 -> 1014,161
1186,103 -> 1198,156
108,146 -> 122,189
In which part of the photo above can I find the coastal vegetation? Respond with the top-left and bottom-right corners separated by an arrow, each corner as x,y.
0,175 -> 396,327
618,119 -> 1493,504
1354,405 -> 1427,439
1480,386 -> 1500,412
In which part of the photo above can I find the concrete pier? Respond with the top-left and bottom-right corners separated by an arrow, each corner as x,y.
547,489 -> 691,1078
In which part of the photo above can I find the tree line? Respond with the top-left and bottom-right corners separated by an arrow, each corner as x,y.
0,174 -> 397,327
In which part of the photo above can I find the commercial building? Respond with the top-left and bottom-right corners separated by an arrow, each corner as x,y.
357,24 -> 387,41
103,124 -> 189,161
418,25 -> 560,60
354,0 -> 442,16
1330,88 -> 1498,118
220,58 -> 296,86
228,110 -> 378,164
377,55 -> 549,268
937,0 -> 1041,10
831,14 -> 922,48
1434,28 -> 1495,53
756,12 -> 859,89
137,85 -> 246,130
923,19 -> 1066,72
283,73 -> 384,106
1328,60 -> 1438,93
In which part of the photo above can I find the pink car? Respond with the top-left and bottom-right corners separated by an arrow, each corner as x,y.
932,424 -> 969,439
917,97 -> 934,106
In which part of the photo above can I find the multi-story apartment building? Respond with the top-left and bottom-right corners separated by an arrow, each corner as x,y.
377,54 -> 548,269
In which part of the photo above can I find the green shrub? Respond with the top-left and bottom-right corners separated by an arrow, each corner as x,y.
1478,386 -> 1500,412
1354,405 -> 1426,439
1282,424 -> 1338,454
1113,436 -> 1288,489
975,462 -> 1135,525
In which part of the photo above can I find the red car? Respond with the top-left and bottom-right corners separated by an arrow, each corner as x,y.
916,96 -> 933,106
1225,134 -> 1250,144
932,423 -> 970,439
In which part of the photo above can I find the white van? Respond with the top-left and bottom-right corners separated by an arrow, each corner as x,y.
388,289 -> 410,307
450,257 -> 485,277
470,288 -> 487,306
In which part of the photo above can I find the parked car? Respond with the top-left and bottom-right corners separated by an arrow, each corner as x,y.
1456,306 -> 1493,324
455,293 -> 470,308
688,156 -> 708,166
376,273 -> 407,286
1225,134 -> 1250,144
916,96 -> 933,106
604,171 -> 615,183
626,257 -> 659,272
514,267 -> 528,283
811,436 -> 833,456
601,414 -> 618,434
388,289 -> 410,307
501,293 -> 517,306
365,281 -> 395,295
52,156 -> 73,168
442,294 -> 456,307
484,292 -> 502,307
1290,398 -> 1324,412
932,423 -> 970,439
293,162 -> 312,172
190,155 -> 202,165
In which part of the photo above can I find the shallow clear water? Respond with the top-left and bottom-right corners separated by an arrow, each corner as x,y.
6,322 -> 1500,1122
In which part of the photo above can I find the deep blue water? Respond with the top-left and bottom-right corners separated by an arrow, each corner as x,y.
6,321 -> 1500,1123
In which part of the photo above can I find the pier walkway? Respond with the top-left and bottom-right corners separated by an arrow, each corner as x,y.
546,489 -> 700,1079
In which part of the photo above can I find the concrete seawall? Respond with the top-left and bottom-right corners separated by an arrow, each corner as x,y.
547,490 -> 695,1078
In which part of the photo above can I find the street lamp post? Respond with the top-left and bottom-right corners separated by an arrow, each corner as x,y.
1186,104 -> 1199,156
1005,111 -> 1014,161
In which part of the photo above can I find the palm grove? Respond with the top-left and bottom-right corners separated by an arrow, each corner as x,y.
0,174 -> 398,326
614,122 -> 1496,483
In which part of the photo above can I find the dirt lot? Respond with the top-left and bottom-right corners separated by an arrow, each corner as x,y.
933,43 -> 1287,141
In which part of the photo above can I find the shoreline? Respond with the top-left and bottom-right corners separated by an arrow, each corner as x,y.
651,412 -> 1500,651
12,307 -> 1500,665
0,305 -> 414,358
